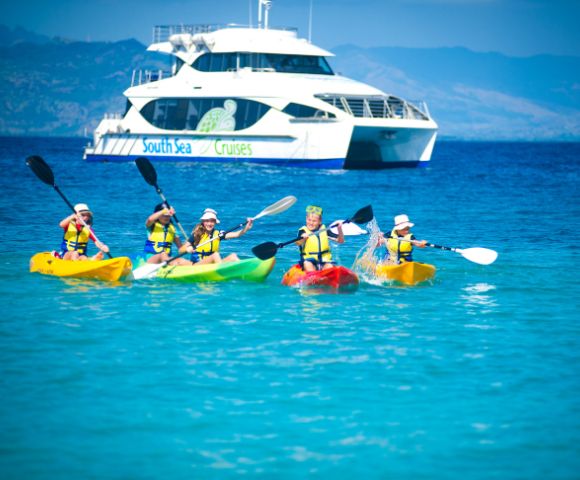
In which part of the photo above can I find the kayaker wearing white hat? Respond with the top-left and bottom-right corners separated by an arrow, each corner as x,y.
180,208 -> 253,264
58,203 -> 109,260
379,214 -> 427,264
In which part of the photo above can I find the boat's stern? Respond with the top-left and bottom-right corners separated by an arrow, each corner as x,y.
345,120 -> 438,169
314,93 -> 438,169
83,114 -> 126,160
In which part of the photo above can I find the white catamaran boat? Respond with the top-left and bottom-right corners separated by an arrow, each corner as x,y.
84,1 -> 437,169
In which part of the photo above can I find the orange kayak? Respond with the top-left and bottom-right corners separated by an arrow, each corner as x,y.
281,264 -> 359,290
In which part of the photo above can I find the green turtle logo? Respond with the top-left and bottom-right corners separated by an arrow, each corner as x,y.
197,99 -> 237,154
196,99 -> 237,132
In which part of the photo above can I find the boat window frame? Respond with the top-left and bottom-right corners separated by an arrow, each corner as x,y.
282,103 -> 336,119
139,97 -> 272,132
192,52 -> 335,75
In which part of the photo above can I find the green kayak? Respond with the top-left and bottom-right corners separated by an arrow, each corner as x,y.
143,257 -> 275,283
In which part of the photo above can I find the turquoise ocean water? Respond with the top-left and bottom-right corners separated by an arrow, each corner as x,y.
0,137 -> 579,479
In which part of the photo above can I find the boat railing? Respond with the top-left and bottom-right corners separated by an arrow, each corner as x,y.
153,24 -> 298,43
410,100 -> 431,118
315,94 -> 430,121
102,112 -> 123,120
131,69 -> 171,87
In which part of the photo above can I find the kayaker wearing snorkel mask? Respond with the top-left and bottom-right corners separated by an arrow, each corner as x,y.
295,205 -> 344,272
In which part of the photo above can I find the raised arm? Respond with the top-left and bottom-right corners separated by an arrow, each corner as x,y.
224,218 -> 254,239
59,213 -> 77,229
145,206 -> 175,228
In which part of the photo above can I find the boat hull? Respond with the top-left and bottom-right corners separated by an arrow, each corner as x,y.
151,257 -> 275,282
374,261 -> 436,286
84,125 -> 352,169
281,264 -> 359,290
85,150 -> 345,169
84,118 -> 436,170
30,252 -> 132,282
345,124 -> 437,169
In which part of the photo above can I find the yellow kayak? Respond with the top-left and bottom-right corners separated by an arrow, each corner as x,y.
30,252 -> 132,282
375,261 -> 436,286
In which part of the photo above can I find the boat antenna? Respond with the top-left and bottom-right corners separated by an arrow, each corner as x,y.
249,0 -> 253,27
308,0 -> 313,42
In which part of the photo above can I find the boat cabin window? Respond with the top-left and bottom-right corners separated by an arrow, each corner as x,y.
140,98 -> 270,131
282,103 -> 335,119
193,52 -> 334,75
193,53 -> 238,72
172,58 -> 185,76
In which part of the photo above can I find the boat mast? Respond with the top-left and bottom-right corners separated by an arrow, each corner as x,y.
308,0 -> 313,42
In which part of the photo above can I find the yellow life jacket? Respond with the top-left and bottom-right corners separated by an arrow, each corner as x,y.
144,222 -> 176,254
299,224 -> 332,264
386,228 -> 414,263
196,230 -> 221,258
60,222 -> 91,254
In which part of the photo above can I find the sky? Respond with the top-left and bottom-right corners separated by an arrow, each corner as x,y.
2,0 -> 579,57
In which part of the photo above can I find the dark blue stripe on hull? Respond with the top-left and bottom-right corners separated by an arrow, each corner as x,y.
85,154 -> 345,169
347,160 -> 425,170
85,154 -> 427,169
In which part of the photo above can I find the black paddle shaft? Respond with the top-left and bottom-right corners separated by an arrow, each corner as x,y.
26,155 -> 113,258
427,243 -> 457,252
135,157 -> 188,234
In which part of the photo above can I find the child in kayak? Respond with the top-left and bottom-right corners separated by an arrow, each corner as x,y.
180,208 -> 253,264
144,203 -> 188,265
58,203 -> 109,261
379,214 -> 427,264
296,205 -> 344,271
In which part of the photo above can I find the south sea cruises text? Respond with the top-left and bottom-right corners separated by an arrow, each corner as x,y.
142,137 -> 253,156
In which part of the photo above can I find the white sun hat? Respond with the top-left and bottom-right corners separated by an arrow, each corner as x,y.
74,203 -> 92,214
200,208 -> 220,224
394,214 -> 414,230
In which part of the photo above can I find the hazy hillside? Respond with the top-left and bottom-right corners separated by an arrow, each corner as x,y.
0,25 -> 50,46
0,28 -> 165,136
331,45 -> 580,140
0,26 -> 578,140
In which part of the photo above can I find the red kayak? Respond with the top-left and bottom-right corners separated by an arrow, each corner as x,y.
281,264 -> 359,291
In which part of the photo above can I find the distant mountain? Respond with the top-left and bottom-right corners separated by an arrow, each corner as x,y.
331,45 -> 580,140
0,26 -> 578,140
0,25 -> 51,46
0,32 -> 165,136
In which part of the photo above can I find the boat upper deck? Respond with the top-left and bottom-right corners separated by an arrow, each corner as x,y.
149,24 -> 333,57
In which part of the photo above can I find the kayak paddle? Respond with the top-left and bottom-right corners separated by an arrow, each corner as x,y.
135,156 -> 189,239
428,244 -> 497,265
394,237 -> 498,265
203,195 -> 297,241
26,155 -> 113,259
132,195 -> 298,280
252,204 -> 374,260
330,221 -> 368,236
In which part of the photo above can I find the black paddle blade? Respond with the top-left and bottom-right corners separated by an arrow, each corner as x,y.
252,241 -> 279,260
135,157 -> 157,187
26,155 -> 55,186
349,205 -> 374,225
